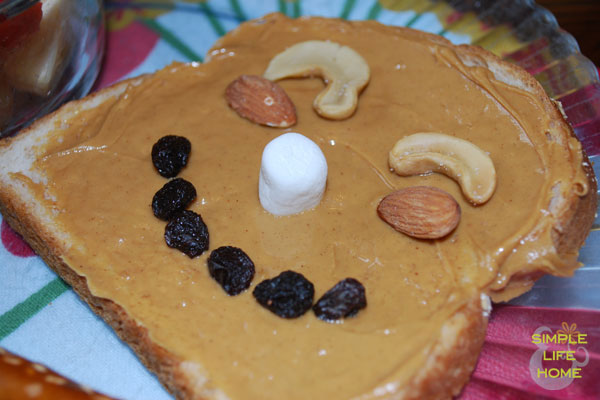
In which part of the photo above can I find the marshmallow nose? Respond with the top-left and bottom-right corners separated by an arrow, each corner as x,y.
259,132 -> 328,216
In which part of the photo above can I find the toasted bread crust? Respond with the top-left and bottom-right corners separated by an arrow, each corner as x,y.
451,43 -> 598,259
0,198 -> 185,400
552,152 -> 597,255
399,295 -> 489,400
0,14 -> 596,400
453,39 -> 598,300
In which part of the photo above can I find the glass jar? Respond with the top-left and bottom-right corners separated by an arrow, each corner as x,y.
0,0 -> 104,137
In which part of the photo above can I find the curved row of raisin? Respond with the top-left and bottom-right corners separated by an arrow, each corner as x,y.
151,136 -> 210,257
253,271 -> 367,321
151,135 -> 254,295
150,135 -> 367,322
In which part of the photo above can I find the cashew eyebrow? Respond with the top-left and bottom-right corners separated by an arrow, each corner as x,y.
389,133 -> 497,205
263,40 -> 370,120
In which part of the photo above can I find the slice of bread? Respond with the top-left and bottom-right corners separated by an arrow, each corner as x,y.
0,13 -> 596,400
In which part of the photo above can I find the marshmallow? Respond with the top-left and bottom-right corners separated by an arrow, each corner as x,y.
259,132 -> 328,216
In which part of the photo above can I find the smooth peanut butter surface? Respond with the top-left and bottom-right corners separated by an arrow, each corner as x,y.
26,14 -> 589,400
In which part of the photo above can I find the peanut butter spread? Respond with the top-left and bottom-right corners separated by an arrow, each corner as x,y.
23,14 -> 590,400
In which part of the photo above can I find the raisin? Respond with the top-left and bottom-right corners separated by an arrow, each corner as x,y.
313,278 -> 367,321
152,135 -> 191,178
253,270 -> 314,318
207,246 -> 255,295
152,178 -> 196,220
164,210 -> 209,258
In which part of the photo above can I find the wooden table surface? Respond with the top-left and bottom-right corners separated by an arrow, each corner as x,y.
537,0 -> 600,66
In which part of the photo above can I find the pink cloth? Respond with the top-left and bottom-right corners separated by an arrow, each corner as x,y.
460,305 -> 600,399
94,21 -> 159,90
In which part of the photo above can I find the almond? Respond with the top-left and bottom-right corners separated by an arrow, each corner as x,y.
225,75 -> 296,128
377,186 -> 460,239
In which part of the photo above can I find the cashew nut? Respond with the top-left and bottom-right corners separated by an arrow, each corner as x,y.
263,40 -> 370,120
389,133 -> 496,205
